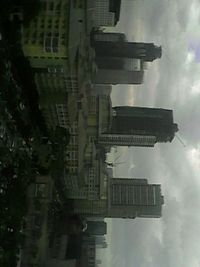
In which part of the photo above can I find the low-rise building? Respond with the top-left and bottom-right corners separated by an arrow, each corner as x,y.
20,175 -> 53,267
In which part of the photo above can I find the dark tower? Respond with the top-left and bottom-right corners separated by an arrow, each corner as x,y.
99,106 -> 178,147
91,32 -> 161,84
92,32 -> 162,62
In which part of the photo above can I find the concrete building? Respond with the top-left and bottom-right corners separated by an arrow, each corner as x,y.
80,236 -> 96,267
91,84 -> 112,96
87,0 -> 121,27
64,94 -> 112,201
73,177 -> 164,219
95,236 -> 107,249
85,221 -> 107,236
20,176 -> 53,267
99,106 -> 178,147
91,31 -> 161,84
21,0 -> 82,130
93,69 -> 144,84
92,32 -> 162,61
107,178 -> 164,218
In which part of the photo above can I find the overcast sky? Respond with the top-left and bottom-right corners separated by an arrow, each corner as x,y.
99,1 -> 200,267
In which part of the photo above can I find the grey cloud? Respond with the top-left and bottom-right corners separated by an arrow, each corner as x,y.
109,1 -> 200,267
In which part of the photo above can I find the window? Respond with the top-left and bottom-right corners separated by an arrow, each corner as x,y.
35,183 -> 47,198
44,36 -> 51,52
47,66 -> 64,74
48,2 -> 54,11
44,33 -> 59,53
52,37 -> 59,52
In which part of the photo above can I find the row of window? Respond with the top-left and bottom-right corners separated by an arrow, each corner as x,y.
99,135 -> 156,145
40,1 -> 68,13
66,151 -> 78,160
35,183 -> 47,198
69,135 -> 78,145
64,78 -> 78,93
68,166 -> 78,173
111,185 -> 157,206
88,96 -> 97,114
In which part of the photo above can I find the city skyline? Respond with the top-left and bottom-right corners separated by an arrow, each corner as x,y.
104,1 -> 200,267
1,0 -> 200,266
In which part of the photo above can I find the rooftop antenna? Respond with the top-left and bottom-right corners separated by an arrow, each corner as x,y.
106,151 -> 126,168
106,161 -> 126,168
175,133 -> 186,147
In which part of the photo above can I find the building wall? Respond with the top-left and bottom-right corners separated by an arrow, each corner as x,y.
92,69 -> 144,84
22,0 -> 70,63
21,0 -> 80,130
21,176 -> 53,266
107,178 -> 164,218
73,199 -> 107,216
98,133 -> 156,147
110,106 -> 177,142
87,0 -> 115,27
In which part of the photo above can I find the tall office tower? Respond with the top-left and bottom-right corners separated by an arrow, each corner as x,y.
92,32 -> 162,61
99,106 -> 178,147
91,32 -> 161,84
108,178 -> 164,218
73,178 -> 164,219
91,32 -> 144,84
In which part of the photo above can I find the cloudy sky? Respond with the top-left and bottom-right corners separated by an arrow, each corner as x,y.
99,0 -> 200,267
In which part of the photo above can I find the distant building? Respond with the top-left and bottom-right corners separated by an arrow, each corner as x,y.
73,178 -> 164,219
85,221 -> 107,235
91,31 -> 161,84
109,0 -> 121,25
107,178 -> 164,218
91,84 -> 112,96
80,236 -> 96,267
92,32 -> 162,61
88,0 -> 121,27
92,69 -> 144,85
99,106 -> 178,147
95,236 -> 107,248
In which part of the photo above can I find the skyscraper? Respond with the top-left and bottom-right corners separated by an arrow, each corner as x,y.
91,32 -> 161,84
85,221 -> 107,235
73,178 -> 164,219
99,106 -> 178,147
94,39 -> 162,61
108,178 -> 164,218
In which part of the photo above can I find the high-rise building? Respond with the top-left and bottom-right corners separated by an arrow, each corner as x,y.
92,32 -> 162,61
91,32 -> 161,84
108,178 -> 164,218
99,106 -> 178,147
73,178 -> 164,219
21,0 -> 80,130
85,221 -> 107,235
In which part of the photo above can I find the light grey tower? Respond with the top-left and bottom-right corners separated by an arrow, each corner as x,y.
72,178 -> 164,219
108,178 -> 164,218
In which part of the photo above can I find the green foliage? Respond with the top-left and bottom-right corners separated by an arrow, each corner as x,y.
0,3 -> 71,265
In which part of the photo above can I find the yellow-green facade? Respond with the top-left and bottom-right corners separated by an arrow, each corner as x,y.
22,0 -> 70,64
